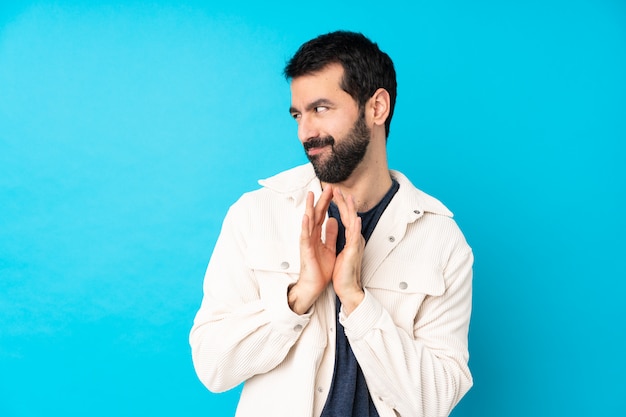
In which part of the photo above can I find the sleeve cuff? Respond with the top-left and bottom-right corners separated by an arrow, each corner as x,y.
339,289 -> 382,340
261,276 -> 311,338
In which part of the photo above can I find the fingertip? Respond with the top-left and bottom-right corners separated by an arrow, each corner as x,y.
326,216 -> 338,231
325,217 -> 339,244
301,213 -> 312,237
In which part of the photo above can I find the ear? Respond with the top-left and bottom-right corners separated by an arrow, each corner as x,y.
367,88 -> 391,129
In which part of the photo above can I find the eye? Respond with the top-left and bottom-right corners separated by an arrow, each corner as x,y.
291,112 -> 301,120
314,106 -> 328,113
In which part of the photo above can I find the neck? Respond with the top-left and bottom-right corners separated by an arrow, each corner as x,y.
322,159 -> 392,213
321,126 -> 392,211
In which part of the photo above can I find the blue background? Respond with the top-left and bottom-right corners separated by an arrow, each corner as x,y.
1,1 -> 624,416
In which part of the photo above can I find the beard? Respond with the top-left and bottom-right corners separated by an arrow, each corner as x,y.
303,111 -> 371,184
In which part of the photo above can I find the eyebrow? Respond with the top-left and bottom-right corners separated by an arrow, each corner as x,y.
289,98 -> 334,115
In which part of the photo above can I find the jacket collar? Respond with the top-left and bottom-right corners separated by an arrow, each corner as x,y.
258,163 -> 453,218
258,164 -> 321,206
388,170 -> 453,219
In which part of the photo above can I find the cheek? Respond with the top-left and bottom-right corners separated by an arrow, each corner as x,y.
325,115 -> 356,140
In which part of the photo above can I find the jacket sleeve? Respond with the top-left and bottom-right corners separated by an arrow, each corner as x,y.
341,243 -> 473,417
189,199 -> 310,393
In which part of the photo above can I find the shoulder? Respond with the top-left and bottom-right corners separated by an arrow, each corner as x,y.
389,170 -> 470,253
227,164 -> 312,202
390,170 -> 453,218
258,163 -> 317,194
225,163 -> 319,223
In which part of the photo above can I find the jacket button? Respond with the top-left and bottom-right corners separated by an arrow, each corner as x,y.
414,209 -> 421,215
388,236 -> 395,243
294,324 -> 303,332
399,281 -> 408,290
317,387 -> 324,393
280,261 -> 290,269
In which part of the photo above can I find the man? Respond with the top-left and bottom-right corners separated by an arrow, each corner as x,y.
190,31 -> 473,417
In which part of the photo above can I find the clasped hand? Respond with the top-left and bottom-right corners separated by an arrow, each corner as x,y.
288,185 -> 365,315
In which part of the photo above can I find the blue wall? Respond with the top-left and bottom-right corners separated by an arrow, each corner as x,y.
1,1 -> 624,416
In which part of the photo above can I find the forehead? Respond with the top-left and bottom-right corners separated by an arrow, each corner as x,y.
289,63 -> 351,106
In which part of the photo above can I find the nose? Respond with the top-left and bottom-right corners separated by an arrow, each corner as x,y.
297,114 -> 320,143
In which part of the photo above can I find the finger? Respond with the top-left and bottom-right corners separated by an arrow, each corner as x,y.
299,214 -> 320,277
305,191 -> 315,235
313,185 -> 334,225
347,195 -> 360,230
343,196 -> 364,248
333,188 -> 357,229
346,215 -> 363,247
324,217 -> 338,253
332,187 -> 346,217
301,213 -> 311,242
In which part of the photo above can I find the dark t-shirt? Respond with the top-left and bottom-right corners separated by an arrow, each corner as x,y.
320,179 -> 400,417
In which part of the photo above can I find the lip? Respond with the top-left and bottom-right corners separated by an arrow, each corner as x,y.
306,145 -> 330,156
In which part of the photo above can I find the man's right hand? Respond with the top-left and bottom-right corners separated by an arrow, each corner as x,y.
288,186 -> 338,315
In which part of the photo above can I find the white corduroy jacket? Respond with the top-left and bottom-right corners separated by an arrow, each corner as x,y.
190,163 -> 473,417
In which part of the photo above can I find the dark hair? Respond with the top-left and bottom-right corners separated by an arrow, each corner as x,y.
284,31 -> 397,139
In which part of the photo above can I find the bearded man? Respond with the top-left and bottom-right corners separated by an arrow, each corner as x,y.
190,30 -> 474,417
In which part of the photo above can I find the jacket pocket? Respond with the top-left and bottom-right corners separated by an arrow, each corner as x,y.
246,239 -> 330,348
244,239 -> 301,306
245,239 -> 300,275
364,261 -> 445,336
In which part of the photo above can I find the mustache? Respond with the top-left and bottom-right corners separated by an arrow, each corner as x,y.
303,136 -> 335,151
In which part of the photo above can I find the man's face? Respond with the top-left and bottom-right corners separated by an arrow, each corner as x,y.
289,64 -> 371,184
